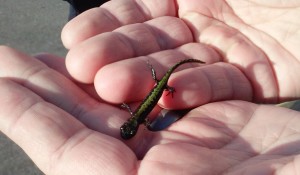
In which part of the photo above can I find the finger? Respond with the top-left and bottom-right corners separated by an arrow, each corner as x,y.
95,43 -> 221,104
34,53 -> 73,79
95,43 -> 252,108
66,16 -> 193,83
0,46 -> 124,137
62,0 -> 177,48
0,79 -> 136,175
35,53 -> 101,101
160,62 -> 253,109
182,12 -> 278,103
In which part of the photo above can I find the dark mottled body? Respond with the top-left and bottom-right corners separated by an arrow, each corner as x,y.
120,59 -> 205,139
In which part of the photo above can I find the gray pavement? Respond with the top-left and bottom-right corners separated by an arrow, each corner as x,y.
0,0 -> 69,174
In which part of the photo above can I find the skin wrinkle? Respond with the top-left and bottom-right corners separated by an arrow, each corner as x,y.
7,98 -> 41,137
199,67 -> 214,103
192,120 -> 232,148
100,7 -> 123,29
224,5 -> 298,101
132,0 -> 150,21
113,32 -> 136,57
228,24 -> 278,102
221,0 -> 244,24
224,65 -> 237,100
114,24 -> 159,57
178,133 -> 213,148
68,95 -> 96,122
276,34 -> 300,64
240,105 -> 292,155
7,100 -> 87,174
144,23 -> 167,51
244,0 -> 300,9
40,115 -> 70,173
285,115 -> 300,138
15,60 -> 82,109
221,103 -> 256,147
150,17 -> 192,49
294,157 -> 299,175
261,123 -> 287,154
170,109 -> 234,148
48,128 -> 93,171
16,53 -> 106,120
73,102 -> 121,136
186,4 -> 279,102
18,63 -> 49,87
239,105 -> 262,149
226,64 -> 252,100
102,0 -> 146,25
215,64 -> 235,101
248,37 -> 279,102
220,149 -> 257,173
281,22 -> 295,44
143,143 -> 195,165
232,11 -> 297,64
140,0 -> 177,18
169,128 -> 213,148
44,104 -> 85,140
261,111 -> 300,154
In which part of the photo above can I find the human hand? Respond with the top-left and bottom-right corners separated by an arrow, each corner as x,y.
62,0 -> 300,109
1,46 -> 300,174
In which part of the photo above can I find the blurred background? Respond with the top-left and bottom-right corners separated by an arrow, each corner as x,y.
0,0 -> 69,174
0,0 -> 68,56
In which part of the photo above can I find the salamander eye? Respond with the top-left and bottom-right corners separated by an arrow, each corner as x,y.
120,122 -> 138,140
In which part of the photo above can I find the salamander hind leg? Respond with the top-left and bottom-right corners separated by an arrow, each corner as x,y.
143,117 -> 151,127
147,61 -> 159,83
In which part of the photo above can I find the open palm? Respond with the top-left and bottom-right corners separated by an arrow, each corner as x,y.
1,47 -> 300,174
62,0 -> 300,108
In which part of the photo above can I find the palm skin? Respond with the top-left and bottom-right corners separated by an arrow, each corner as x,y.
1,0 -> 300,174
0,46 -> 300,174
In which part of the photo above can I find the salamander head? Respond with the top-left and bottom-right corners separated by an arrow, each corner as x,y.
120,121 -> 139,140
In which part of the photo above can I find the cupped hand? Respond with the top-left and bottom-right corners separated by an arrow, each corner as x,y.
1,46 -> 300,174
62,0 -> 300,108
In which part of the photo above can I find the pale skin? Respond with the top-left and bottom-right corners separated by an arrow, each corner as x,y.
63,0 -> 300,105
1,0 -> 300,174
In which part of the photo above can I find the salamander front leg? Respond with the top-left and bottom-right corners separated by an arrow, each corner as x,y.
121,103 -> 134,117
165,85 -> 176,98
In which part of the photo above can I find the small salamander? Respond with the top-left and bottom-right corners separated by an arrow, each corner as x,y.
120,59 -> 205,139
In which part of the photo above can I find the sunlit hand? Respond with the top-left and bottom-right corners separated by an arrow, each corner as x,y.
62,0 -> 300,109
1,46 -> 300,174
